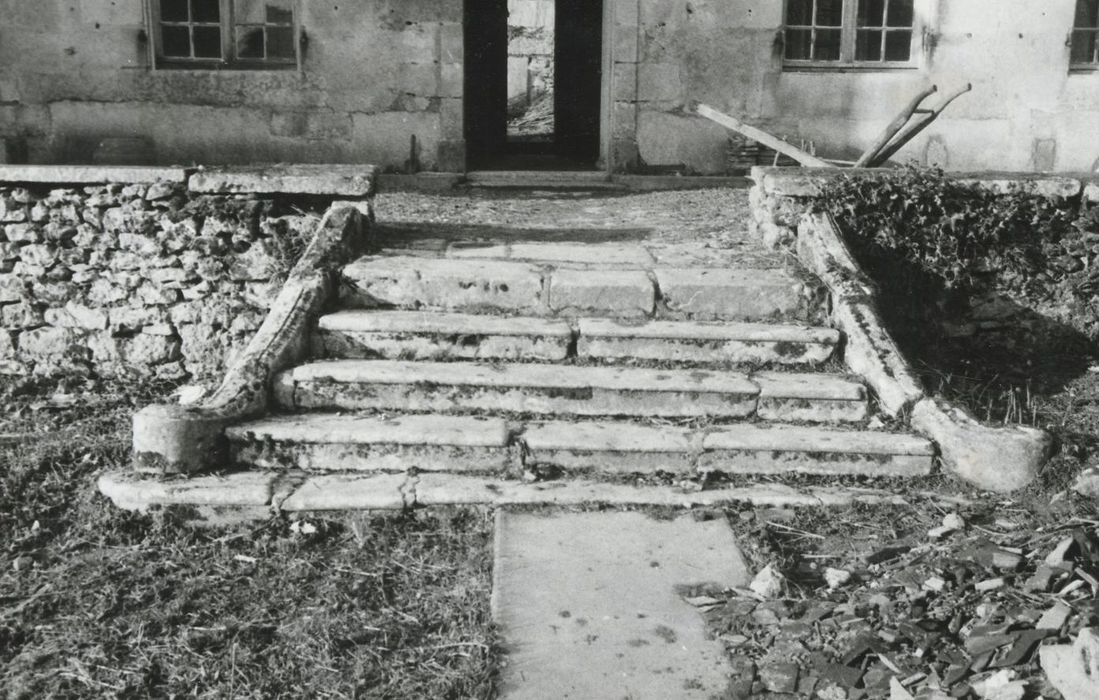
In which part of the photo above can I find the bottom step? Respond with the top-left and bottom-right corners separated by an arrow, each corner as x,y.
227,414 -> 934,478
98,471 -> 913,516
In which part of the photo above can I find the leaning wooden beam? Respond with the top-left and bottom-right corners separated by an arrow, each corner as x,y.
696,103 -> 835,169
853,85 -> 938,168
868,83 -> 973,167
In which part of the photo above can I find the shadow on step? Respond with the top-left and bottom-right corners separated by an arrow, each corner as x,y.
373,221 -> 654,247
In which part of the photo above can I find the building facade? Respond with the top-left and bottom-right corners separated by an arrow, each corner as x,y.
0,0 -> 1097,173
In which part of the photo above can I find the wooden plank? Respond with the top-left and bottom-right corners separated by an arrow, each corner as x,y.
854,85 -> 938,168
696,103 -> 834,169
868,83 -> 972,167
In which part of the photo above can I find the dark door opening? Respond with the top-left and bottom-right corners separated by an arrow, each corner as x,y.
465,0 -> 603,170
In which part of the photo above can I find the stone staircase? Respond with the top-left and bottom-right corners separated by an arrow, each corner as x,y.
220,204 -> 935,484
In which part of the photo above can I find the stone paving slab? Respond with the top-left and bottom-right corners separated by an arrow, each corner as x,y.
699,425 -> 935,478
656,267 -> 807,321
509,242 -> 655,266
280,473 -> 408,511
523,421 -> 694,474
228,413 -> 510,447
577,317 -> 839,364
316,310 -> 573,361
547,269 -> 655,317
275,360 -> 760,417
492,510 -> 748,699
228,414 -> 513,473
98,471 -> 275,511
342,256 -> 546,314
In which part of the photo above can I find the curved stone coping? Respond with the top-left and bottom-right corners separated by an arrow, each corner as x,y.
790,210 -> 1054,492
132,205 -> 367,475
0,165 -> 190,185
752,166 -> 1095,200
188,164 -> 378,197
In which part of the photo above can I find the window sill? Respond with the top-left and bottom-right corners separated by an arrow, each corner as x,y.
153,61 -> 298,72
782,63 -> 920,73
1069,65 -> 1099,74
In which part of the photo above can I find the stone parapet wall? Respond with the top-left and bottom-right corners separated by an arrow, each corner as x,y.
0,165 -> 375,383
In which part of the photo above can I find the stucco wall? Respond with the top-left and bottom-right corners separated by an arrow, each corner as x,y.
612,0 -> 1099,174
0,0 -> 463,171
1,0 -> 1096,174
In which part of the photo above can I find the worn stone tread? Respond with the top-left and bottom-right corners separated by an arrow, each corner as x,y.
753,371 -> 866,401
579,317 -> 838,343
508,242 -> 654,265
316,310 -> 573,361
98,471 -> 275,511
703,424 -> 934,455
318,310 -> 572,337
228,413 -> 510,447
577,317 -> 839,364
280,473 -> 408,511
523,421 -> 693,473
547,268 -> 655,316
342,256 -> 546,312
279,360 -> 759,394
655,267 -> 808,321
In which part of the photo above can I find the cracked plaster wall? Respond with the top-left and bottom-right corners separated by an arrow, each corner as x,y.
0,0 -> 463,171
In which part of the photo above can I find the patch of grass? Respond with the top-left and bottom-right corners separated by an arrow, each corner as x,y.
1,382 -> 497,699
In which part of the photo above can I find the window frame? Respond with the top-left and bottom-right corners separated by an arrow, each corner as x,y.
1071,0 -> 1099,71
782,0 -> 923,71
146,0 -> 302,71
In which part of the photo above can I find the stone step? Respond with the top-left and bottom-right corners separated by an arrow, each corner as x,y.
225,413 -> 931,478
340,255 -> 813,321
227,414 -> 513,472
315,310 -> 840,366
576,317 -> 839,365
315,310 -> 574,361
524,421 -> 934,477
274,360 -> 868,421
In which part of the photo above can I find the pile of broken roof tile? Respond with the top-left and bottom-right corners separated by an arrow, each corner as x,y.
690,515 -> 1099,699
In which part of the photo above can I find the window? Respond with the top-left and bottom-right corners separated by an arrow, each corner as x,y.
1072,0 -> 1099,68
152,0 -> 299,68
784,0 -> 917,68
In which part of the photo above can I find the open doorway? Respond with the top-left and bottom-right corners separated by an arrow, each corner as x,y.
465,0 -> 603,170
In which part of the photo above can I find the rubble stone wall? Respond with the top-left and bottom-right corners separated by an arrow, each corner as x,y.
0,166 -> 373,383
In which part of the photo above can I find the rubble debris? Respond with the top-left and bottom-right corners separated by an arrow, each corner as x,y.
698,510 -> 1099,700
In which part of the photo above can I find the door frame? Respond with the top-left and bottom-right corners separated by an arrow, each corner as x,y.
461,0 -> 615,171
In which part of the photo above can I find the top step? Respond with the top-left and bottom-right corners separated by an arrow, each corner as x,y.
341,255 -> 818,322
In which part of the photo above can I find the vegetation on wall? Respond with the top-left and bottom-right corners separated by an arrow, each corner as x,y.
814,166 -> 1099,444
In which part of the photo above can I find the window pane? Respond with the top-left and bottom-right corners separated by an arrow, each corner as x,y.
858,0 -> 885,27
193,25 -> 222,57
815,28 -> 842,59
236,26 -> 265,58
160,0 -> 189,22
162,25 -> 191,56
884,30 -> 911,60
266,3 -> 294,25
267,26 -> 295,59
786,0 -> 814,25
887,0 -> 914,27
191,0 -> 220,23
1076,0 -> 1099,29
816,0 -> 843,26
785,28 -> 813,59
856,30 -> 883,60
1072,29 -> 1097,63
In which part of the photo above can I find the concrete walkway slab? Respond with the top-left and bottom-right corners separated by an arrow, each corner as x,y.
493,510 -> 749,699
